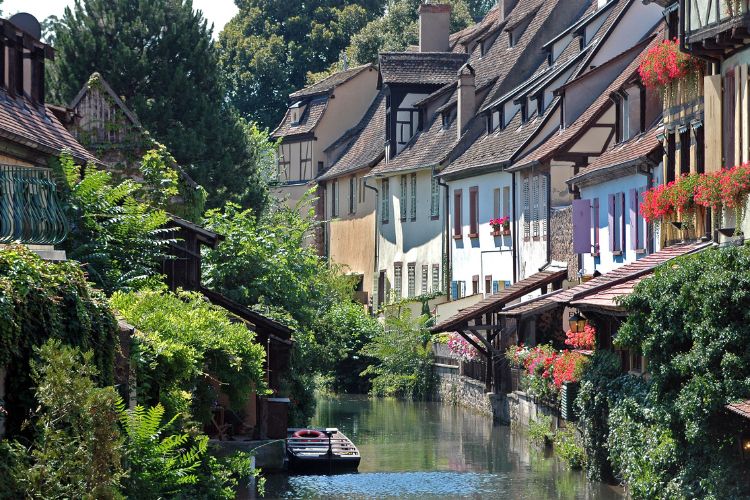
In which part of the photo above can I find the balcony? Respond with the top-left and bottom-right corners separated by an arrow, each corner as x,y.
683,0 -> 750,51
0,165 -> 68,245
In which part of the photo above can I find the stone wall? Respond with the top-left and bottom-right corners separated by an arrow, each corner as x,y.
432,364 -> 509,423
550,206 -> 577,280
508,391 -> 565,431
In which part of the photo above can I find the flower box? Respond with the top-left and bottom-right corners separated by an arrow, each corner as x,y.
491,229 -> 501,236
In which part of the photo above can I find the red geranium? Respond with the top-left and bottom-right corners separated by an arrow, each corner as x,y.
638,39 -> 701,89
551,351 -> 589,388
641,182 -> 676,223
564,324 -> 596,350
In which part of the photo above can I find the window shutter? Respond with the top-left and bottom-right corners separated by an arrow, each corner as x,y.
608,194 -> 615,252
400,176 -> 407,221
469,187 -> 478,235
593,198 -> 600,253
451,281 -> 458,300
532,176 -> 539,237
620,192 -> 626,252
460,282 -> 466,298
725,69 -> 736,168
410,174 -> 417,221
523,177 -> 530,238
454,190 -> 462,236
493,188 -> 501,219
629,188 -> 638,250
639,187 -> 648,251
503,186 -> 510,218
430,176 -> 440,217
492,280 -> 499,294
421,265 -> 428,295
572,199 -> 592,253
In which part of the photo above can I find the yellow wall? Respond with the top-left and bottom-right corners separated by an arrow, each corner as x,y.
329,210 -> 376,298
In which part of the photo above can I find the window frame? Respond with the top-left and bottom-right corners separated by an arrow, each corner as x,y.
410,173 -> 417,221
381,178 -> 390,224
453,189 -> 463,238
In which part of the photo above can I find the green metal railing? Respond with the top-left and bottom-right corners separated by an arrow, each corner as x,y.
0,165 -> 68,245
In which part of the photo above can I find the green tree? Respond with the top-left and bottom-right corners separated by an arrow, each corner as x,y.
49,0 -> 266,211
218,0 -> 385,128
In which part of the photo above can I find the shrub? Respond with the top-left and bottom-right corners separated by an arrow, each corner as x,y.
554,427 -> 586,470
111,289 -> 267,422
528,414 -> 554,447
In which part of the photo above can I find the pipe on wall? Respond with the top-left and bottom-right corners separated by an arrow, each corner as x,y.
437,170 -> 451,299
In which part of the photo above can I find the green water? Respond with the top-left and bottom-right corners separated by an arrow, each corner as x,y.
263,395 -> 623,499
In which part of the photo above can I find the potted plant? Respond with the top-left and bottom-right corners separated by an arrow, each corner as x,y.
641,181 -> 676,230
490,216 -> 510,236
720,162 -> 750,238
638,38 -> 702,104
668,173 -> 700,234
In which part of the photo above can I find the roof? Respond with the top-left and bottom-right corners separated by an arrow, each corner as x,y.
167,213 -> 223,247
431,269 -> 567,332
271,96 -> 328,140
508,33 -> 657,171
551,241 -> 711,305
726,400 -> 750,420
199,287 -> 293,341
70,72 -> 142,128
318,92 -> 385,181
499,289 -> 565,319
570,276 -> 646,312
0,87 -> 101,165
289,64 -> 374,100
378,52 -> 469,86
370,109 -> 458,176
568,124 -> 662,184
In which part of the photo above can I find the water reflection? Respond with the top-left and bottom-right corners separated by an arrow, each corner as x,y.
263,395 -> 622,499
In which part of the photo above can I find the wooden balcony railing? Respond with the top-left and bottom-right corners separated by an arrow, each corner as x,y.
685,0 -> 749,37
0,165 -> 68,245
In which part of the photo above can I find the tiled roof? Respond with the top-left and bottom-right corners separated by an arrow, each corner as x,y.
499,289 -> 565,319
289,64 -> 374,99
378,52 -> 469,86
271,96 -> 328,139
369,109 -> 458,176
431,269 -> 567,332
318,92 -> 385,181
449,5 -> 502,52
0,88 -> 100,165
509,33 -> 658,171
568,124 -> 662,184
570,275 -> 646,311
726,400 -> 750,420
551,241 -> 711,305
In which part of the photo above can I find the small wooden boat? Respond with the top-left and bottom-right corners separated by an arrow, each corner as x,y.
286,427 -> 361,473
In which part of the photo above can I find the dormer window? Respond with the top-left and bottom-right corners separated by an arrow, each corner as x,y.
508,31 -> 516,48
520,101 -> 528,123
488,108 -> 503,133
480,39 -> 487,57
442,108 -> 456,130
290,100 -> 307,126
536,96 -> 544,115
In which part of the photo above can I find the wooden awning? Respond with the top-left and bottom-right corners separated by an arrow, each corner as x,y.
430,269 -> 567,333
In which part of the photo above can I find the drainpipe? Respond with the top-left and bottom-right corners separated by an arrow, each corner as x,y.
436,170 -> 450,299
364,177 -> 379,310
538,168 -> 552,272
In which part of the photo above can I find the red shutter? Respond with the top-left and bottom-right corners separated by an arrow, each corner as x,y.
608,194 -> 615,252
469,187 -> 478,235
573,199 -> 592,254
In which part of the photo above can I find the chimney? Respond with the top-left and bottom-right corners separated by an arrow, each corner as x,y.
500,0 -> 518,20
419,4 -> 451,52
457,63 -> 475,138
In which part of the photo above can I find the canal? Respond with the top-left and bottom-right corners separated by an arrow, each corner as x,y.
263,395 -> 623,499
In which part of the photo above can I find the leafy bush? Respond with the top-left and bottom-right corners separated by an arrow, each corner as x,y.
0,246 -> 118,436
360,308 -> 434,399
553,427 -> 586,469
111,289 -> 267,422
527,414 -> 554,447
575,350 -> 621,481
57,152 -> 170,294
10,340 -> 124,499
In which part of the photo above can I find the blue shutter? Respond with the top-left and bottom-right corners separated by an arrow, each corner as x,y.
492,280 -> 499,294
451,281 -> 458,300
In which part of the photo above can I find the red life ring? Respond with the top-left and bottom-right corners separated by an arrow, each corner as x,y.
293,429 -> 325,439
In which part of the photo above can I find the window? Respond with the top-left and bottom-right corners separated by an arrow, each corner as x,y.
532,175 -> 540,238
469,187 -> 479,237
489,109 -> 502,132
523,177 -> 530,239
541,175 -> 548,237
432,264 -> 440,292
358,177 -> 366,203
331,180 -> 339,218
397,108 -> 419,146
299,141 -> 312,180
407,263 -> 416,297
503,186 -> 511,218
317,161 -> 325,175
400,175 -> 408,221
430,176 -> 440,218
493,188 -> 501,219
410,173 -> 417,221
394,263 -> 403,300
442,112 -> 451,130
453,189 -> 463,237
277,144 -> 291,182
451,280 -> 467,300
679,128 -> 691,175
472,275 -> 479,295
630,188 -> 646,251
349,176 -> 357,214
724,69 -> 736,169
666,132 -> 676,183
381,178 -> 390,223
609,192 -> 625,253
485,275 -> 492,294
421,265 -> 429,295
695,125 -> 705,174
620,92 -> 630,142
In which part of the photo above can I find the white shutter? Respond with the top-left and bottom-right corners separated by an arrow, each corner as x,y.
523,177 -> 530,238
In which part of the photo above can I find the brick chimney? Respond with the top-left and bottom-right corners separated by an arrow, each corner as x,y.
500,0 -> 518,20
419,4 -> 451,52
457,63 -> 475,138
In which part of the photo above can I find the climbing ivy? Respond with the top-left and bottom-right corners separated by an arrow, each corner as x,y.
0,245 -> 118,436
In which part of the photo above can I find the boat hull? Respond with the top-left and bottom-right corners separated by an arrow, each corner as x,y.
286,428 -> 361,474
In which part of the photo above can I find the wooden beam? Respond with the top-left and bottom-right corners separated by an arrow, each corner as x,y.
455,329 -> 488,357
465,323 -> 503,331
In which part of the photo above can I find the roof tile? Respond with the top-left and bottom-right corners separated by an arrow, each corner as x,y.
378,52 -> 469,86
271,97 -> 328,139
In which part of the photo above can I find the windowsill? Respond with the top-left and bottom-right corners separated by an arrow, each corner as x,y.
590,252 -> 600,257
612,250 -> 623,256
635,248 -> 647,254
469,233 -> 479,239
453,234 -> 463,240
431,215 -> 440,221
533,236 -> 540,241
410,218 -> 416,222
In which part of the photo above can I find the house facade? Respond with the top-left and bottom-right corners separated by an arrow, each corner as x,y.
270,64 -> 379,210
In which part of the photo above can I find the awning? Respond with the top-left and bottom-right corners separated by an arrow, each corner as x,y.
430,269 -> 567,333
726,400 -> 750,420
570,276 -> 645,314
499,289 -> 564,319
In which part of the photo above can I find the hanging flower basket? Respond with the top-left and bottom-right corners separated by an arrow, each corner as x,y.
490,216 -> 510,236
638,39 -> 702,90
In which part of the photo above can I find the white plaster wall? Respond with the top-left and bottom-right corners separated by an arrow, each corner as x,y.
377,169 -> 445,298
449,171 -> 514,295
588,1 -> 663,69
579,167 -> 663,275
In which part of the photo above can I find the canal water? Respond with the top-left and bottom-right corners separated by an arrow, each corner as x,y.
263,395 -> 622,499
